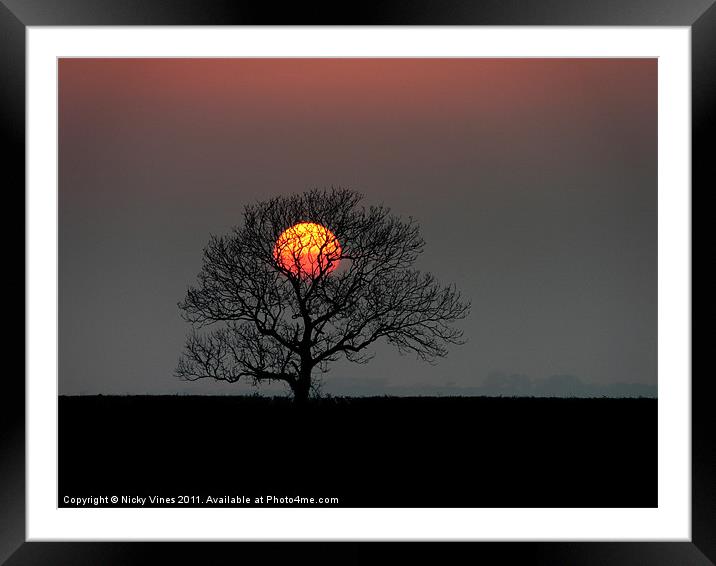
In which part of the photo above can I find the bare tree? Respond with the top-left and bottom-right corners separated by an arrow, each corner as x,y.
176,188 -> 470,403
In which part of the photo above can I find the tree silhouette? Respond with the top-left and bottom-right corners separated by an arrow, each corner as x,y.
176,188 -> 470,403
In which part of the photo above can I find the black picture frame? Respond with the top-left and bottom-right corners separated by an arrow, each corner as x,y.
3,2 -> 707,564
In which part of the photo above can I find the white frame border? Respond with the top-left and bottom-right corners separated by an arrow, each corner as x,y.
26,27 -> 691,541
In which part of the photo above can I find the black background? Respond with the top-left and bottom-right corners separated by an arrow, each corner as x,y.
59,395 -> 656,508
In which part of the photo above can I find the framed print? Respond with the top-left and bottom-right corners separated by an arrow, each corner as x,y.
4,2 -> 708,565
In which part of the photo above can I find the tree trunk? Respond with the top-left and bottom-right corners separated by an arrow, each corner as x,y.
293,378 -> 310,404
293,383 -> 310,405
292,361 -> 312,404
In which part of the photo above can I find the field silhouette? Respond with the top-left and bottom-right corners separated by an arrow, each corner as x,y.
59,395 -> 656,508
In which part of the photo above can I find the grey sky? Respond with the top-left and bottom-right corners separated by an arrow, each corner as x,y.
59,58 -> 657,396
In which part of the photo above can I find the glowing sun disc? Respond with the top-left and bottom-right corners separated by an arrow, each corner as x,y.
273,222 -> 342,277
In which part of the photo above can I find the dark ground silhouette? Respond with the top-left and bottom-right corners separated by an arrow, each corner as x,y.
59,395 -> 656,508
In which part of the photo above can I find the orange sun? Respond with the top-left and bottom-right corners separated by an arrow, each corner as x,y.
273,222 -> 342,277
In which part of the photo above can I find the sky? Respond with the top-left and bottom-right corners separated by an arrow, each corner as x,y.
59,58 -> 657,396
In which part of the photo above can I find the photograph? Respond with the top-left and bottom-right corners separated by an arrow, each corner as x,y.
57,57 -> 658,509
3,0 -> 706,558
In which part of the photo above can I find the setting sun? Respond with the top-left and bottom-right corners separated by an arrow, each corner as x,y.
273,222 -> 342,277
